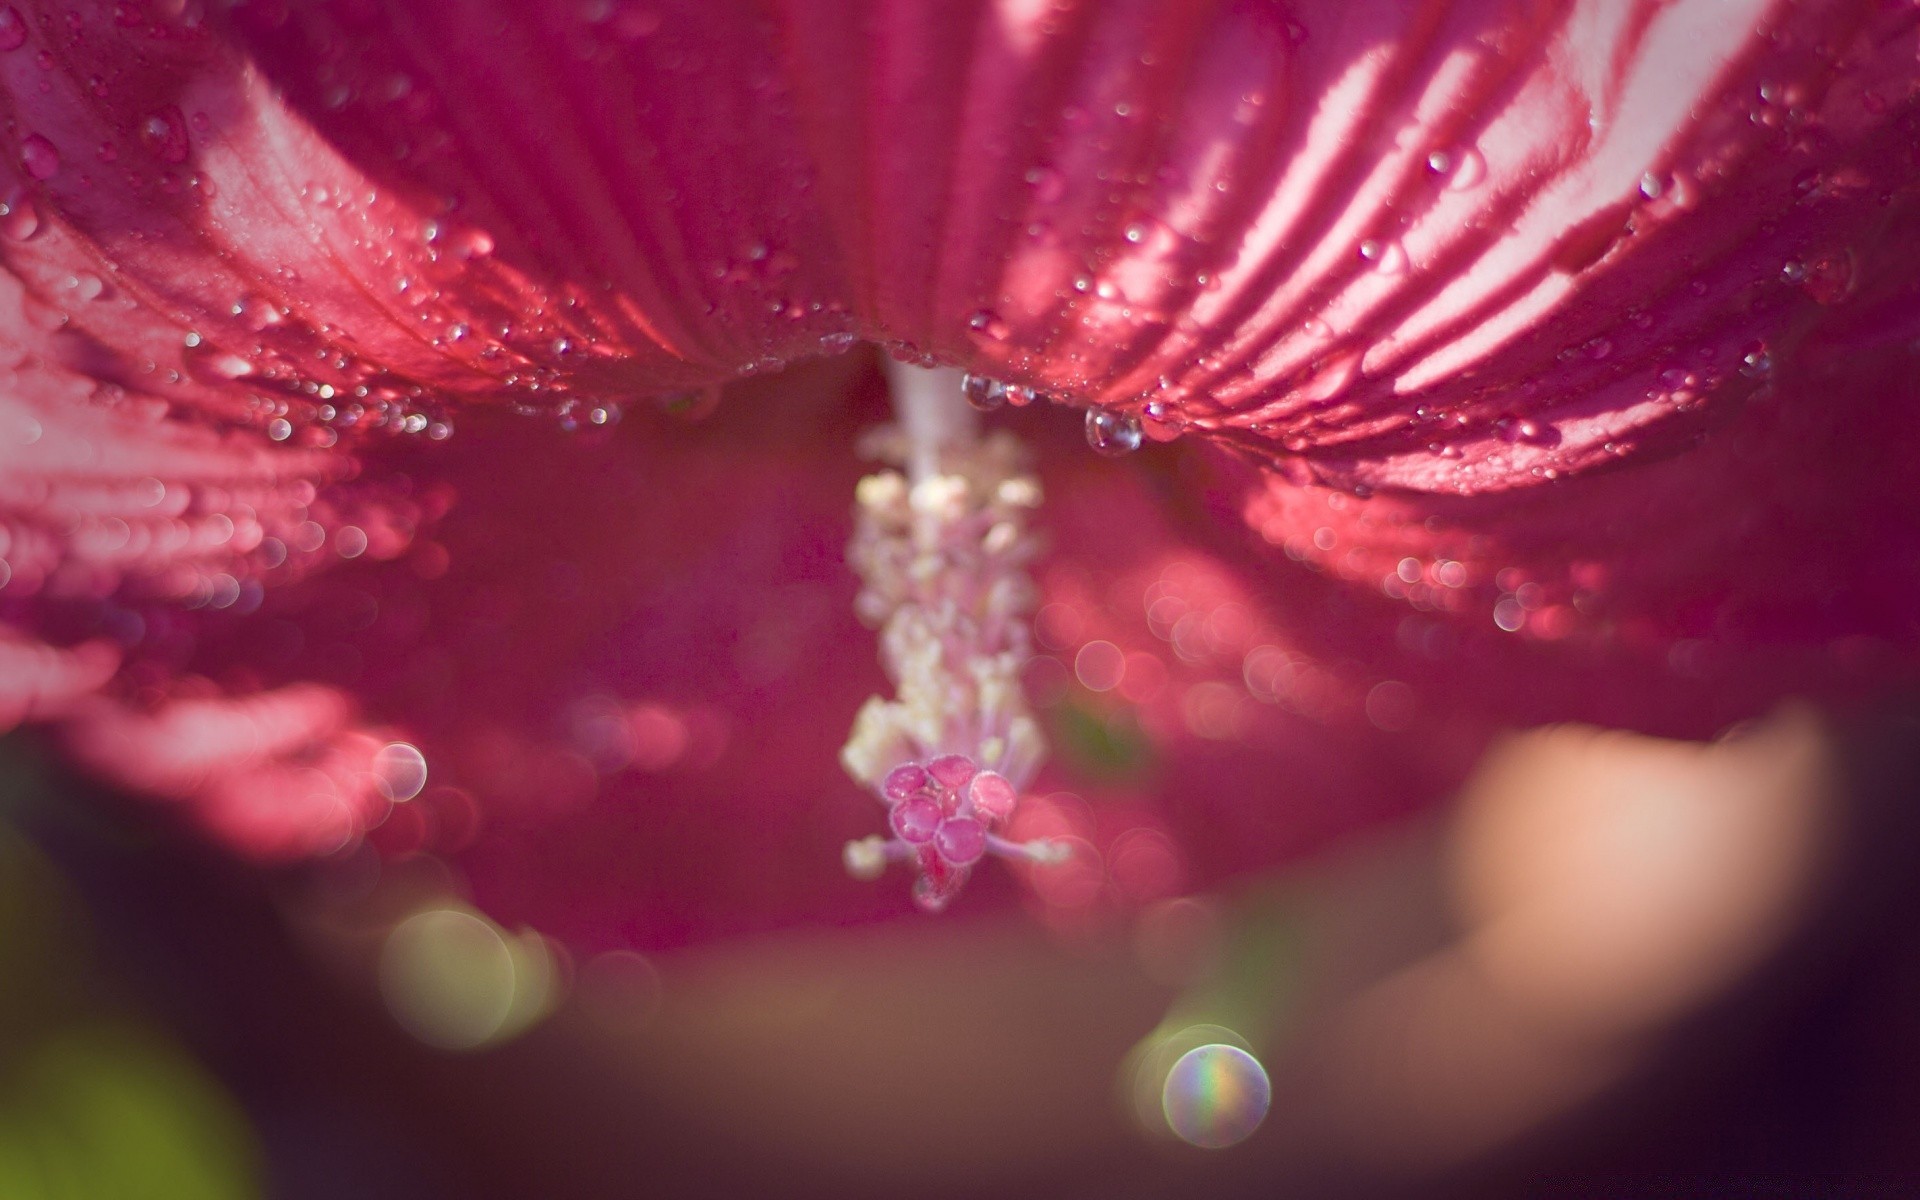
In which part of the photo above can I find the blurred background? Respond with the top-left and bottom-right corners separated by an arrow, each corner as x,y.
3,698 -> 1918,1200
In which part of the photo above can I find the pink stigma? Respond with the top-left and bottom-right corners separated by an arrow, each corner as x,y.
852,754 -> 1064,912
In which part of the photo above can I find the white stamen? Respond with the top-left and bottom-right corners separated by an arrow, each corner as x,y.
840,364 -> 1047,794
840,364 -> 1061,907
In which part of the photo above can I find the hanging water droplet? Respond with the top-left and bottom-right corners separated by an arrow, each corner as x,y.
1085,406 -> 1143,456
961,372 -> 1007,411
20,134 -> 60,180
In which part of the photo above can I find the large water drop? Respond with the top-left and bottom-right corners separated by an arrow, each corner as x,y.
1085,406 -> 1144,456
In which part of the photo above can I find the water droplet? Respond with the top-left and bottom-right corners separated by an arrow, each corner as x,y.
1024,165 -> 1066,205
1739,345 -> 1773,379
449,227 -> 494,260
1445,146 -> 1486,190
0,192 -> 39,240
0,6 -> 25,51
20,134 -> 60,180
1796,250 -> 1856,305
1638,171 -> 1666,200
1425,149 -> 1453,175
140,106 -> 189,163
267,417 -> 293,441
182,335 -> 255,382
1123,221 -> 1148,244
961,373 -> 1007,411
967,309 -> 1008,340
1494,414 -> 1560,446
1085,406 -> 1143,456
1359,238 -> 1407,275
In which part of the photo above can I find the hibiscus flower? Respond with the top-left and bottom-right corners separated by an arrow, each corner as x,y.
2,0 -> 1917,962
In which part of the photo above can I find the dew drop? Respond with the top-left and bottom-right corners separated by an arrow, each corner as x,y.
0,193 -> 39,241
1797,250 -> 1856,305
449,227 -> 494,260
961,372 -> 1007,411
182,335 -> 255,382
140,106 -> 189,164
1739,345 -> 1773,379
1445,146 -> 1486,191
0,6 -> 24,51
20,134 -> 60,180
967,309 -> 1009,341
1359,238 -> 1407,275
1494,414 -> 1559,446
1024,165 -> 1066,205
1085,406 -> 1143,456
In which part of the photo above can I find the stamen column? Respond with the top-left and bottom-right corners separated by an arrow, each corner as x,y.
840,363 -> 1063,912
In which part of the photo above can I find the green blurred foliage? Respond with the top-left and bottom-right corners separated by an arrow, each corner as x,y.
0,742 -> 264,1200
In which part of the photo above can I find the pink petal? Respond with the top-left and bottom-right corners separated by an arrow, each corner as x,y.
0,0 -> 1912,951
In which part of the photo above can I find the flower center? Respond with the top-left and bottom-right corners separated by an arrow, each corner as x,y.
839,362 -> 1065,912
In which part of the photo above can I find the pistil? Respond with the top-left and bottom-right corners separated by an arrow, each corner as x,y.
840,362 -> 1065,912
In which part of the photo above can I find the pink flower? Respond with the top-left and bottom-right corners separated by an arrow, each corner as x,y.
2,0 -> 1917,948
